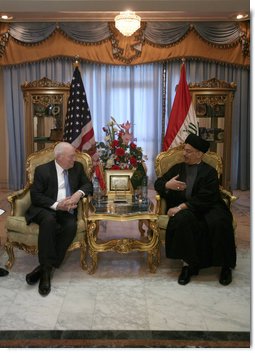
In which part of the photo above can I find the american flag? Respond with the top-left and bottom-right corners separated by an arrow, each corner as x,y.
63,66 -> 96,155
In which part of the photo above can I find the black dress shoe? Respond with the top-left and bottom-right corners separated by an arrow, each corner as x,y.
0,268 -> 9,277
26,265 -> 41,285
39,267 -> 52,296
178,266 -> 199,285
219,267 -> 232,286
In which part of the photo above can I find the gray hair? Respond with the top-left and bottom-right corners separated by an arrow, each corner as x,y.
54,142 -> 74,157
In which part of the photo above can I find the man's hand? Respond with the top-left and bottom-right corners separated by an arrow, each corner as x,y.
69,191 -> 83,205
165,174 -> 187,191
56,197 -> 78,212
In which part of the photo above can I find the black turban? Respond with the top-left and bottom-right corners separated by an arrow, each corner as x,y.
185,133 -> 210,153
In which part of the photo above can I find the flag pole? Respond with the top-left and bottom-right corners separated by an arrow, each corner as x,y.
161,61 -> 167,151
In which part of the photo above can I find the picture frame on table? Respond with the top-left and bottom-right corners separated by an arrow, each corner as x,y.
105,170 -> 134,201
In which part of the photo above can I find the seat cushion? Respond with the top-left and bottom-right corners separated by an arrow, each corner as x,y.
6,216 -> 39,235
158,215 -> 169,230
6,216 -> 86,246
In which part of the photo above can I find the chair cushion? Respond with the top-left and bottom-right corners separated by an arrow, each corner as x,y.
158,215 -> 169,230
6,216 -> 39,235
6,230 -> 39,247
6,216 -> 86,246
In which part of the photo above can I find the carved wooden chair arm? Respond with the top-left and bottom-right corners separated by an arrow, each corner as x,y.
219,186 -> 238,208
7,187 -> 31,216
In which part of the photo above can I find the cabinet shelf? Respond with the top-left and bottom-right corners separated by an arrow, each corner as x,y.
34,137 -> 50,142
22,77 -> 70,158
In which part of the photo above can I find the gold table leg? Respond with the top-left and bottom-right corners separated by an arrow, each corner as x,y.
86,218 -> 160,274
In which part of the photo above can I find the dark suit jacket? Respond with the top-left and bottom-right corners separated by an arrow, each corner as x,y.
25,160 -> 93,224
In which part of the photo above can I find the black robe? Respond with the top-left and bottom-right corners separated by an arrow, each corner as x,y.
154,162 -> 236,269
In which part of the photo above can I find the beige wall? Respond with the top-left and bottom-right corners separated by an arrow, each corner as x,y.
0,68 -> 8,190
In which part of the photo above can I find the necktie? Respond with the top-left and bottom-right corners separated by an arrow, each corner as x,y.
63,170 -> 71,197
63,170 -> 74,214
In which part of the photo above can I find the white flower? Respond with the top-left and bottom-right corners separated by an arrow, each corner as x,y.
106,158 -> 114,169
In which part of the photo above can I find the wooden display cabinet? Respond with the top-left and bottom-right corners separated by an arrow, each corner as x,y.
189,78 -> 236,190
21,77 -> 70,158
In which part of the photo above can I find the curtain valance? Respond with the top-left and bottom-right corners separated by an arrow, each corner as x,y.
0,21 -> 249,67
7,22 -> 245,46
144,22 -> 243,46
9,23 -> 56,43
8,22 -> 111,44
193,22 -> 241,45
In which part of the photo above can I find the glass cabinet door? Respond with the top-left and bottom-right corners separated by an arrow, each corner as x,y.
189,78 -> 236,190
22,77 -> 70,158
195,94 -> 226,157
33,94 -> 65,151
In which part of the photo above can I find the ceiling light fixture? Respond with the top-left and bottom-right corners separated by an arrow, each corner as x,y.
1,14 -> 13,20
236,14 -> 249,20
115,10 -> 141,37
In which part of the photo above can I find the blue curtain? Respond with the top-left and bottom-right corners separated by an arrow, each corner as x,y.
3,58 -> 249,190
3,60 -> 163,189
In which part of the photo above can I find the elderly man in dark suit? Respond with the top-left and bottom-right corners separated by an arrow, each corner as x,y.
25,142 -> 93,296
154,134 -> 236,286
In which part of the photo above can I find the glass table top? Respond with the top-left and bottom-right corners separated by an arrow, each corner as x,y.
91,197 -> 153,215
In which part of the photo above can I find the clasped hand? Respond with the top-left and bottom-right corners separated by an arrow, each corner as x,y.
57,191 -> 82,211
165,174 -> 187,191
167,207 -> 180,218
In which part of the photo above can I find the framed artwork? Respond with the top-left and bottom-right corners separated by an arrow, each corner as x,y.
196,103 -> 207,117
105,170 -> 134,200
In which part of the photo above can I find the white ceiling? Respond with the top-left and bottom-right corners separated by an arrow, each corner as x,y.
0,0 -> 250,22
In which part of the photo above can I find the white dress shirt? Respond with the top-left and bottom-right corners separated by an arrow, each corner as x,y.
51,161 -> 84,210
51,162 -> 66,210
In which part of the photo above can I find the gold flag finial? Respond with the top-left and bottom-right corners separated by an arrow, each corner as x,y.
73,55 -> 80,68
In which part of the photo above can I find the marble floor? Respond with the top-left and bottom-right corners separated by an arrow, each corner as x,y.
0,189 -> 250,348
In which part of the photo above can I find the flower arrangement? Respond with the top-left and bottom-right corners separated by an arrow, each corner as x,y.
96,117 -> 147,170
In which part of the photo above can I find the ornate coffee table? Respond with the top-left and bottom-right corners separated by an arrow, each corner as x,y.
85,197 -> 160,274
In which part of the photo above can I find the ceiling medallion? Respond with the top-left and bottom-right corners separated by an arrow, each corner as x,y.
115,10 -> 141,37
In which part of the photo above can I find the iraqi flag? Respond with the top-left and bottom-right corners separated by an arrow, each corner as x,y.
163,63 -> 198,151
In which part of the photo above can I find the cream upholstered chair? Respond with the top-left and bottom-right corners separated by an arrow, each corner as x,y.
5,144 -> 93,270
154,144 -> 237,244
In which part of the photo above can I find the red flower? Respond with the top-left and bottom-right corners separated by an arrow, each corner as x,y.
130,156 -> 137,167
111,140 -> 119,148
97,118 -> 146,171
115,147 -> 125,156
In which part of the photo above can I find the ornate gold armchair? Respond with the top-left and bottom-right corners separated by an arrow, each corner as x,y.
5,144 -> 93,270
154,144 -> 237,243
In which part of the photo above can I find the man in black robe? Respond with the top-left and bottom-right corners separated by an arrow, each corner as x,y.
154,133 -> 236,285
